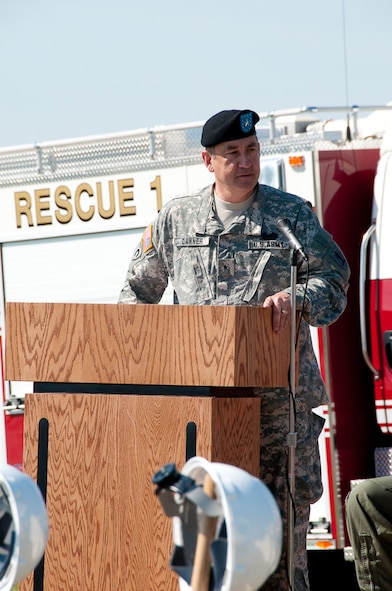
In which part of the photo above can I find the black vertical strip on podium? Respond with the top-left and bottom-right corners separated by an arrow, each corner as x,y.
185,421 -> 196,461
34,417 -> 49,591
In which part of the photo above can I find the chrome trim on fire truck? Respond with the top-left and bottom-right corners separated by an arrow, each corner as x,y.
359,224 -> 380,378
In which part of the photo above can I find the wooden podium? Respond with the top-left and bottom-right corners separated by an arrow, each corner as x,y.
5,302 -> 291,591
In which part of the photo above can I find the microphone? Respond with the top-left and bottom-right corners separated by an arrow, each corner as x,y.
276,218 -> 308,261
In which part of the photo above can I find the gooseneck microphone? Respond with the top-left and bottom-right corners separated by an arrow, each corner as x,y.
276,218 -> 308,261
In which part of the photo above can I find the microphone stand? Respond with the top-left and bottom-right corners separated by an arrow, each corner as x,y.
287,248 -> 298,591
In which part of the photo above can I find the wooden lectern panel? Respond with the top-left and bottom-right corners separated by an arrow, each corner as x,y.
6,302 -> 284,590
21,393 -> 260,591
5,302 -> 291,388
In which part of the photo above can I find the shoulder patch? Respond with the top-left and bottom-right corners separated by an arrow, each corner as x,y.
142,225 -> 154,253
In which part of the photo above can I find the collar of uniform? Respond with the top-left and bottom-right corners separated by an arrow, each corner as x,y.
194,184 -> 264,235
194,185 -> 223,235
243,186 -> 264,234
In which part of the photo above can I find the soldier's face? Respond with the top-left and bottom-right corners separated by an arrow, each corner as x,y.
202,136 -> 260,202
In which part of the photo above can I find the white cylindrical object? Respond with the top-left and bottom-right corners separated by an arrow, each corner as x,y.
180,457 -> 282,591
0,464 -> 49,590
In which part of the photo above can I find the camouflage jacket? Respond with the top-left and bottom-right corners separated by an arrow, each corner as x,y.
119,183 -> 350,407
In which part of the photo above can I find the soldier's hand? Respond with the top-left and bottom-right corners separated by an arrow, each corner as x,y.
262,292 -> 291,334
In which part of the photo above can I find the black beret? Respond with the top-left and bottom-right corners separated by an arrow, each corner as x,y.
201,109 -> 260,148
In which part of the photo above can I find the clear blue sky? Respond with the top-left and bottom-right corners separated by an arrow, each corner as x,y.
1,0 -> 391,148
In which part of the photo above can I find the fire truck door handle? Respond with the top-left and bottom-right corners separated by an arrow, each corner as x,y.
359,224 -> 380,379
384,332 -> 392,369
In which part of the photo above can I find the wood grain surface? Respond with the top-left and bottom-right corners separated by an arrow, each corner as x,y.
5,302 -> 292,387
21,393 -> 260,591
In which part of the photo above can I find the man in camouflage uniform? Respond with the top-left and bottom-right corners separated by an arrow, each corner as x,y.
119,109 -> 350,590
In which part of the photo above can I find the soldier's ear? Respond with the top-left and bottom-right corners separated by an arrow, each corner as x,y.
202,150 -> 214,172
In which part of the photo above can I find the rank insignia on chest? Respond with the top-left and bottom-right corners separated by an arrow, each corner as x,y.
218,258 -> 235,278
142,225 -> 154,253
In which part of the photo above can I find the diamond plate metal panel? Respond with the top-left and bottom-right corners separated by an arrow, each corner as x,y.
375,447 -> 392,476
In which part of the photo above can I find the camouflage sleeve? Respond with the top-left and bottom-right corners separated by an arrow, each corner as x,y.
285,205 -> 351,327
118,224 -> 169,304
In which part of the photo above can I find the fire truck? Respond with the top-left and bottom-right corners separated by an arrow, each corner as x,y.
1,104 -> 392,572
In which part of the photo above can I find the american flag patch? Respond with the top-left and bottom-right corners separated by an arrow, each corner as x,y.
142,225 -> 153,253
